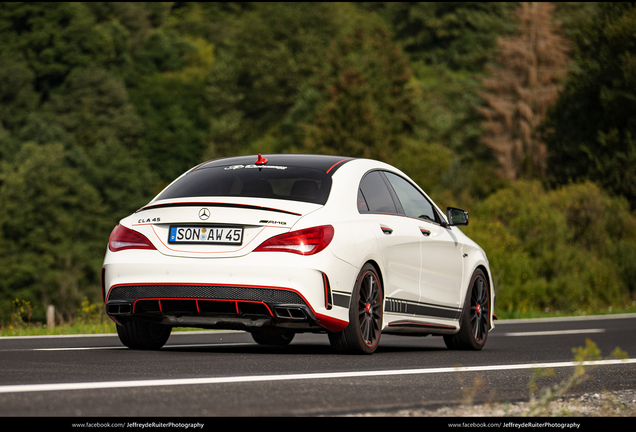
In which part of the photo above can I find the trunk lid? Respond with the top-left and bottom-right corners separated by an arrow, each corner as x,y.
125,197 -> 319,258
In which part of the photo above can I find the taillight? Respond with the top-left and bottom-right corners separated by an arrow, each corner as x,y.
108,224 -> 156,252
254,225 -> 334,256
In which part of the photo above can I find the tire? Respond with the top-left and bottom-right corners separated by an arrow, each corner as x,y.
444,269 -> 490,350
251,329 -> 295,346
116,320 -> 171,350
329,263 -> 383,354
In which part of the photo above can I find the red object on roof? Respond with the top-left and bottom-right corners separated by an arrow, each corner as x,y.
255,154 -> 268,165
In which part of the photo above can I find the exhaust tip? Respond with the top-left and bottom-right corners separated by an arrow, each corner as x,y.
274,306 -> 307,320
107,302 -> 132,315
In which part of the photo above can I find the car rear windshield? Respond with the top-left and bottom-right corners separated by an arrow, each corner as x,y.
155,165 -> 332,205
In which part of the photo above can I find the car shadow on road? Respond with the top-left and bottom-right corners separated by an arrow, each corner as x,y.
158,342 -> 449,355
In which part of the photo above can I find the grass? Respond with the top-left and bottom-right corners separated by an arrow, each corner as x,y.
0,321 -> 226,337
452,338 -> 633,417
0,297 -> 118,337
0,321 -> 117,337
494,304 -> 636,320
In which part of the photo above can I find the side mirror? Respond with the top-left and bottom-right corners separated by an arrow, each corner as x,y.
446,207 -> 469,227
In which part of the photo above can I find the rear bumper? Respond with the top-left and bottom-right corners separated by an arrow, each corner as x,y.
105,283 -> 321,331
102,249 -> 356,332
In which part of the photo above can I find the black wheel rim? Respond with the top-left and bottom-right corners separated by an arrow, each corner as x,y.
358,271 -> 382,347
470,275 -> 489,344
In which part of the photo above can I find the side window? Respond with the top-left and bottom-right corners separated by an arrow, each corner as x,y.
358,171 -> 398,214
384,172 -> 438,223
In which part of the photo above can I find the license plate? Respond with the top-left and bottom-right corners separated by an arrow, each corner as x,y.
168,226 -> 243,245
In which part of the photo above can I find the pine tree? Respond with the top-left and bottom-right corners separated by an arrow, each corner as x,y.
544,3 -> 636,208
478,2 -> 570,180
301,26 -> 416,161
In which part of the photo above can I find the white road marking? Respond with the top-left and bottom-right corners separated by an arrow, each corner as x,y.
34,346 -> 127,351
503,329 -> 605,337
495,312 -> 636,324
34,343 -> 253,351
0,330 -> 237,340
1,358 -> 635,394
0,333 -> 118,340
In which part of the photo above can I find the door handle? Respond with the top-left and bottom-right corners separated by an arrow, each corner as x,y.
381,226 -> 393,235
420,228 -> 431,236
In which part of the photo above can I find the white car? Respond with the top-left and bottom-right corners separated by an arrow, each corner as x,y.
102,154 -> 494,354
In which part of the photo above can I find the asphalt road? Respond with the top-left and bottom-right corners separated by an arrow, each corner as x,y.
1,314 -> 635,417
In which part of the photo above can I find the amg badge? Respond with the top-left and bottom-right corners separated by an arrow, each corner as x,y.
259,220 -> 287,225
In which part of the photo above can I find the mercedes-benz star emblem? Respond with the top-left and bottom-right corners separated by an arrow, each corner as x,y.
198,208 -> 210,220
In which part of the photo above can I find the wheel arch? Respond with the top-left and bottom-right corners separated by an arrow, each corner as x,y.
475,264 -> 492,292
363,259 -> 385,301
474,263 -> 495,331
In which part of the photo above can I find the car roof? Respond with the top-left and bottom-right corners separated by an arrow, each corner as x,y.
193,154 -> 356,176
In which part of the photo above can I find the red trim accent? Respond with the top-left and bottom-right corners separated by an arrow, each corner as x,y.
189,161 -> 209,172
326,158 -> 352,174
109,315 -> 123,326
314,312 -> 348,332
132,297 -> 275,316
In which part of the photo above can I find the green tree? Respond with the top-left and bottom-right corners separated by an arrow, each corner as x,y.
463,180 -> 634,315
23,66 -> 158,221
357,2 -> 518,199
0,3 -> 165,322
544,2 -> 636,208
363,2 -> 517,71
204,2 -> 343,157
0,52 -> 40,134
0,3 -> 159,214
127,29 -> 216,182
408,64 -> 506,200
0,2 -> 126,99
300,25 -> 417,161
0,142 -> 107,320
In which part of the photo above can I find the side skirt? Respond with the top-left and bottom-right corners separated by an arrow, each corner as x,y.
384,320 -> 458,336
382,297 -> 461,336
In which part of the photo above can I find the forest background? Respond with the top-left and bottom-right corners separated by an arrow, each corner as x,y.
1,2 -> 636,327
